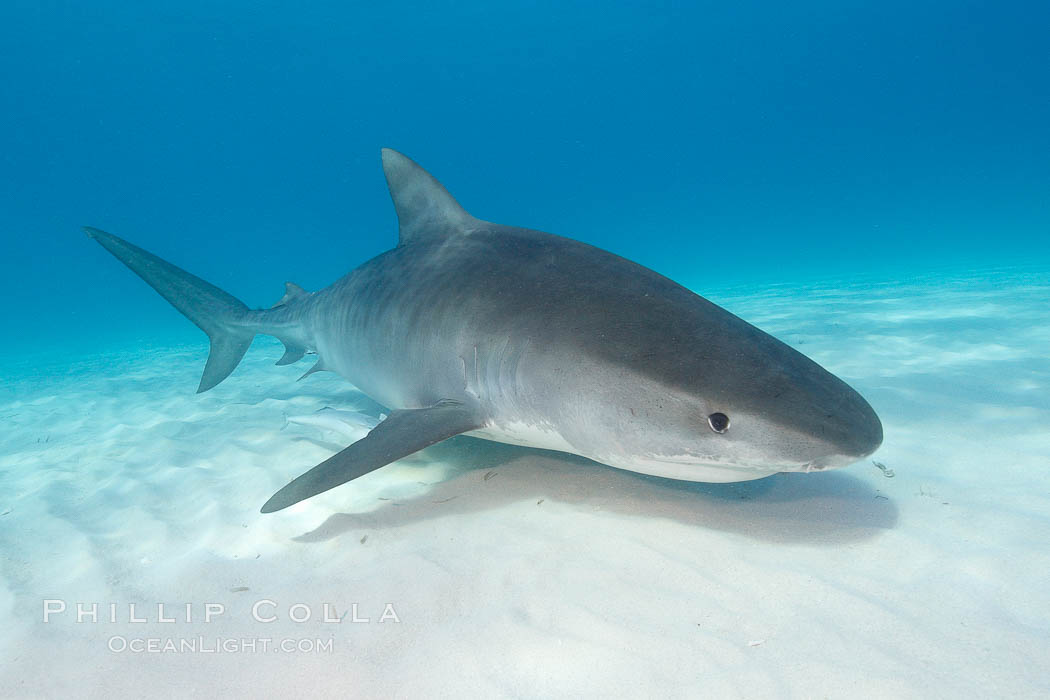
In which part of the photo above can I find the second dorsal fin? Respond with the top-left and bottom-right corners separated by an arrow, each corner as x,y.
271,282 -> 309,308
381,149 -> 476,246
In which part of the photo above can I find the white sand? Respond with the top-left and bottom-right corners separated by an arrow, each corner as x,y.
2,268 -> 1049,698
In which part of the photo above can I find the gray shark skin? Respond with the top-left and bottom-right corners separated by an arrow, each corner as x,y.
87,149 -> 883,513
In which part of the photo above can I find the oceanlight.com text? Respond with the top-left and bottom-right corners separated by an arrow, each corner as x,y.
107,636 -> 334,654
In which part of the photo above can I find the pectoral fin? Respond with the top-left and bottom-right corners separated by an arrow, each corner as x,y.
261,400 -> 483,513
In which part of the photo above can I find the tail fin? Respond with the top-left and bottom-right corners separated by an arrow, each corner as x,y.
85,227 -> 254,393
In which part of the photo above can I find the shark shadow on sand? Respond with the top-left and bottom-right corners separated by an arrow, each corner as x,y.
292,437 -> 898,546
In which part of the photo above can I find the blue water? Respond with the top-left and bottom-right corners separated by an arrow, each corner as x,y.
2,1 -> 1047,354
3,5 -> 1050,696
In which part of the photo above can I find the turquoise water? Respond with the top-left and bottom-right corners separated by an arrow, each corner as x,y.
2,2 -> 1049,697
3,1 -> 1047,349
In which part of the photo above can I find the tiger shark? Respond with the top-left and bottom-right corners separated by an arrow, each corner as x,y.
87,149 -> 883,513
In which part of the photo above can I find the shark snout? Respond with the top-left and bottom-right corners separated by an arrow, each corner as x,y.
796,411 -> 881,473
772,371 -> 883,473
818,387 -> 883,465
843,393 -> 883,458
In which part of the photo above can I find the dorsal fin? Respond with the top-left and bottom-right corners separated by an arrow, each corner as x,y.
271,282 -> 309,308
381,149 -> 476,246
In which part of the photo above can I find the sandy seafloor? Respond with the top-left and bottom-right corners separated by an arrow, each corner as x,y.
2,267 -> 1048,698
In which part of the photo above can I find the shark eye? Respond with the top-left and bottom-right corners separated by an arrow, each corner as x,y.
707,412 -> 730,434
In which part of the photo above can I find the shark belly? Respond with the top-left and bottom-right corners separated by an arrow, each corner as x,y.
467,420 -> 577,453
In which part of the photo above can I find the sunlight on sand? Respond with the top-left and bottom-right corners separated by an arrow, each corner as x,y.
1,269 -> 1048,697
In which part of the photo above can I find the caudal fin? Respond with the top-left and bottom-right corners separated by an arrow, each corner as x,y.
85,227 -> 254,392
